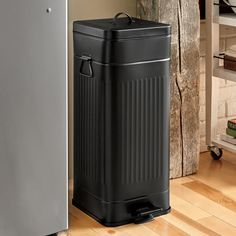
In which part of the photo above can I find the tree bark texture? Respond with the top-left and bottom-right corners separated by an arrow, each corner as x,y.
137,0 -> 200,178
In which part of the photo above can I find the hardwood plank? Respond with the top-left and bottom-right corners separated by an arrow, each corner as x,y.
93,223 -> 145,236
170,194 -> 211,220
170,209 -> 220,236
169,176 -> 193,185
68,214 -> 99,236
223,190 -> 236,202
183,180 -> 236,213
162,213 -> 208,236
171,181 -> 236,227
124,225 -> 160,236
189,151 -> 236,192
145,218 -> 189,236
58,232 -> 68,236
198,216 -> 236,236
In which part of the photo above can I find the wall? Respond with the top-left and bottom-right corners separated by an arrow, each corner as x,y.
68,0 -> 137,178
200,21 -> 236,152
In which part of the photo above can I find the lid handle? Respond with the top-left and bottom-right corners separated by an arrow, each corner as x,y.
113,12 -> 134,24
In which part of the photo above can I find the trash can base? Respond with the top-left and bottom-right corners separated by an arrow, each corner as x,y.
73,188 -> 171,227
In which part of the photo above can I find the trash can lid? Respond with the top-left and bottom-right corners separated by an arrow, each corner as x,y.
73,13 -> 171,40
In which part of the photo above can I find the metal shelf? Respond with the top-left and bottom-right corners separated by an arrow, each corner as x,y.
212,138 -> 236,153
213,66 -> 236,83
214,14 -> 236,27
213,53 -> 236,82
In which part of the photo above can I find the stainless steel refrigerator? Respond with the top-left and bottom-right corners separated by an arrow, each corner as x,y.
0,0 -> 68,235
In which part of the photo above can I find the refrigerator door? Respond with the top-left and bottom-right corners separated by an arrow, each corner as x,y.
0,0 -> 68,236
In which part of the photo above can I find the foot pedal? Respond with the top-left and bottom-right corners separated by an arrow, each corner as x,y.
133,206 -> 163,224
134,213 -> 154,224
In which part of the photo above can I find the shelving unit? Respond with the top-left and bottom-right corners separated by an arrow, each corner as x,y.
206,0 -> 236,159
213,66 -> 236,83
212,138 -> 236,153
214,13 -> 236,26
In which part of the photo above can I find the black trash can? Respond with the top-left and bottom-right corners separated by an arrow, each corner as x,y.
73,12 -> 171,227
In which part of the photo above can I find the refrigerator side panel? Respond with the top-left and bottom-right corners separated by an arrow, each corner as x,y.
0,0 -> 68,236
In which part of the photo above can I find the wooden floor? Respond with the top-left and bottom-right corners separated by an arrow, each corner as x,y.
60,151 -> 236,236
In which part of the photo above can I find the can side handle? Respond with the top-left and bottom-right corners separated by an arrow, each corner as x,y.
79,55 -> 93,78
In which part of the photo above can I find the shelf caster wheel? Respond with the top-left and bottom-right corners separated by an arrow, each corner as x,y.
208,146 -> 223,160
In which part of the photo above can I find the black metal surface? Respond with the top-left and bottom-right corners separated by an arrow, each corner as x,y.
73,16 -> 171,40
79,55 -> 93,78
73,14 -> 171,226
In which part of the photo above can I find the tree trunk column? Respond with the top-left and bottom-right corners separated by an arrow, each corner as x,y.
137,0 -> 200,178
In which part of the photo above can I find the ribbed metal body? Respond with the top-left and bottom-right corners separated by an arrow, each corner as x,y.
74,72 -> 104,183
73,16 -> 171,226
118,77 -> 164,184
